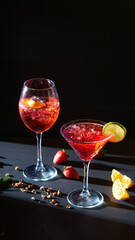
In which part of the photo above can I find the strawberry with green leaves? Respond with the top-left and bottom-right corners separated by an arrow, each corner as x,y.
53,149 -> 69,164
63,166 -> 79,180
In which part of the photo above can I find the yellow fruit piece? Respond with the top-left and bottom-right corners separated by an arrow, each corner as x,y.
111,169 -> 134,189
120,175 -> 134,189
112,179 -> 130,200
24,98 -> 45,109
111,169 -> 123,183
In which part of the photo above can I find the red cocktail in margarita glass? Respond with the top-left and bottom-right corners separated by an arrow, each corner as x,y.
61,119 -> 112,208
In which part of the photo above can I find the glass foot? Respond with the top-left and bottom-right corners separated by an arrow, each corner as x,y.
23,164 -> 57,181
67,189 -> 104,208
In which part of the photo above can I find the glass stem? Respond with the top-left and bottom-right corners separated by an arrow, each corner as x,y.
80,161 -> 91,198
36,133 -> 45,172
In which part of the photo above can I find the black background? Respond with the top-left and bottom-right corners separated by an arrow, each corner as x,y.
1,1 -> 135,139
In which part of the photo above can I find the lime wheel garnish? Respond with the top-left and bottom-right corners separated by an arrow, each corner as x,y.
102,122 -> 126,143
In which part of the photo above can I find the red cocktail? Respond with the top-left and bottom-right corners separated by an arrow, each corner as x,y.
19,78 -> 60,181
19,97 -> 60,133
62,122 -> 109,161
61,119 -> 112,208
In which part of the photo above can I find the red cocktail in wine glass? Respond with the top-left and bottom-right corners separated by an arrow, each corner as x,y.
19,78 -> 60,181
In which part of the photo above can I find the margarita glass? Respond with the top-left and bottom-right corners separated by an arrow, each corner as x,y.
19,78 -> 60,181
60,119 -> 112,208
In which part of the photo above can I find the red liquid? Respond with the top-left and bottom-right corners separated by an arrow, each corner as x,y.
63,122 -> 109,161
19,97 -> 60,133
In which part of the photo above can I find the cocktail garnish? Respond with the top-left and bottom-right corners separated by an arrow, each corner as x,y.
24,98 -> 45,108
102,122 -> 126,142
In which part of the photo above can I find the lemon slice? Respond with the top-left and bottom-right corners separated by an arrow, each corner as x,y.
111,169 -> 134,189
103,122 -> 126,142
112,179 -> 130,200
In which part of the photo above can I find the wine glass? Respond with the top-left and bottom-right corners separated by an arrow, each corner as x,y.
60,119 -> 112,208
19,78 -> 60,181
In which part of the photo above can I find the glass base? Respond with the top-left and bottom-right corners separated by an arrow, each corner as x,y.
23,164 -> 57,181
67,189 -> 104,208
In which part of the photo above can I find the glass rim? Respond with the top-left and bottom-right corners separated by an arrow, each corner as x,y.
24,78 -> 55,90
60,119 -> 112,144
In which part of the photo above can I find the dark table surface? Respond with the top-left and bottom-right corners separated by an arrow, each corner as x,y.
0,137 -> 135,240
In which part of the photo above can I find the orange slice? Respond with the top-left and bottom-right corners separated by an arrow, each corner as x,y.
112,179 -> 130,200
111,169 -> 134,189
24,98 -> 45,109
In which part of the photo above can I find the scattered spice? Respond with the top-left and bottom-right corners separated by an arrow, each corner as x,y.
55,203 -> 59,206
57,190 -> 61,196
47,195 -> 51,199
41,194 -> 46,199
66,205 -> 71,209
5,173 -> 10,177
50,199 -> 55,204
52,192 -> 57,196
12,180 -> 26,188
10,179 -> 71,209
15,166 -> 19,171
47,187 -> 52,192
31,189 -> 37,194
40,186 -> 45,191
28,184 -> 34,189
20,188 -> 26,192
31,197 -> 35,201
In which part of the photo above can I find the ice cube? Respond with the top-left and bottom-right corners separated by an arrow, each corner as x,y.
90,128 -> 95,132
72,124 -> 78,129
32,96 -> 39,102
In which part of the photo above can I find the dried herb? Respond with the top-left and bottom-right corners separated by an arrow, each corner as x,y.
0,176 -> 11,189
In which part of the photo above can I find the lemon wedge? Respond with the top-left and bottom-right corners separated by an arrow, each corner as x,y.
112,179 -> 130,200
111,169 -> 134,189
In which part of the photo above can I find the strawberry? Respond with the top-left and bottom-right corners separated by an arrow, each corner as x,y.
53,149 -> 68,164
63,166 -> 79,180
